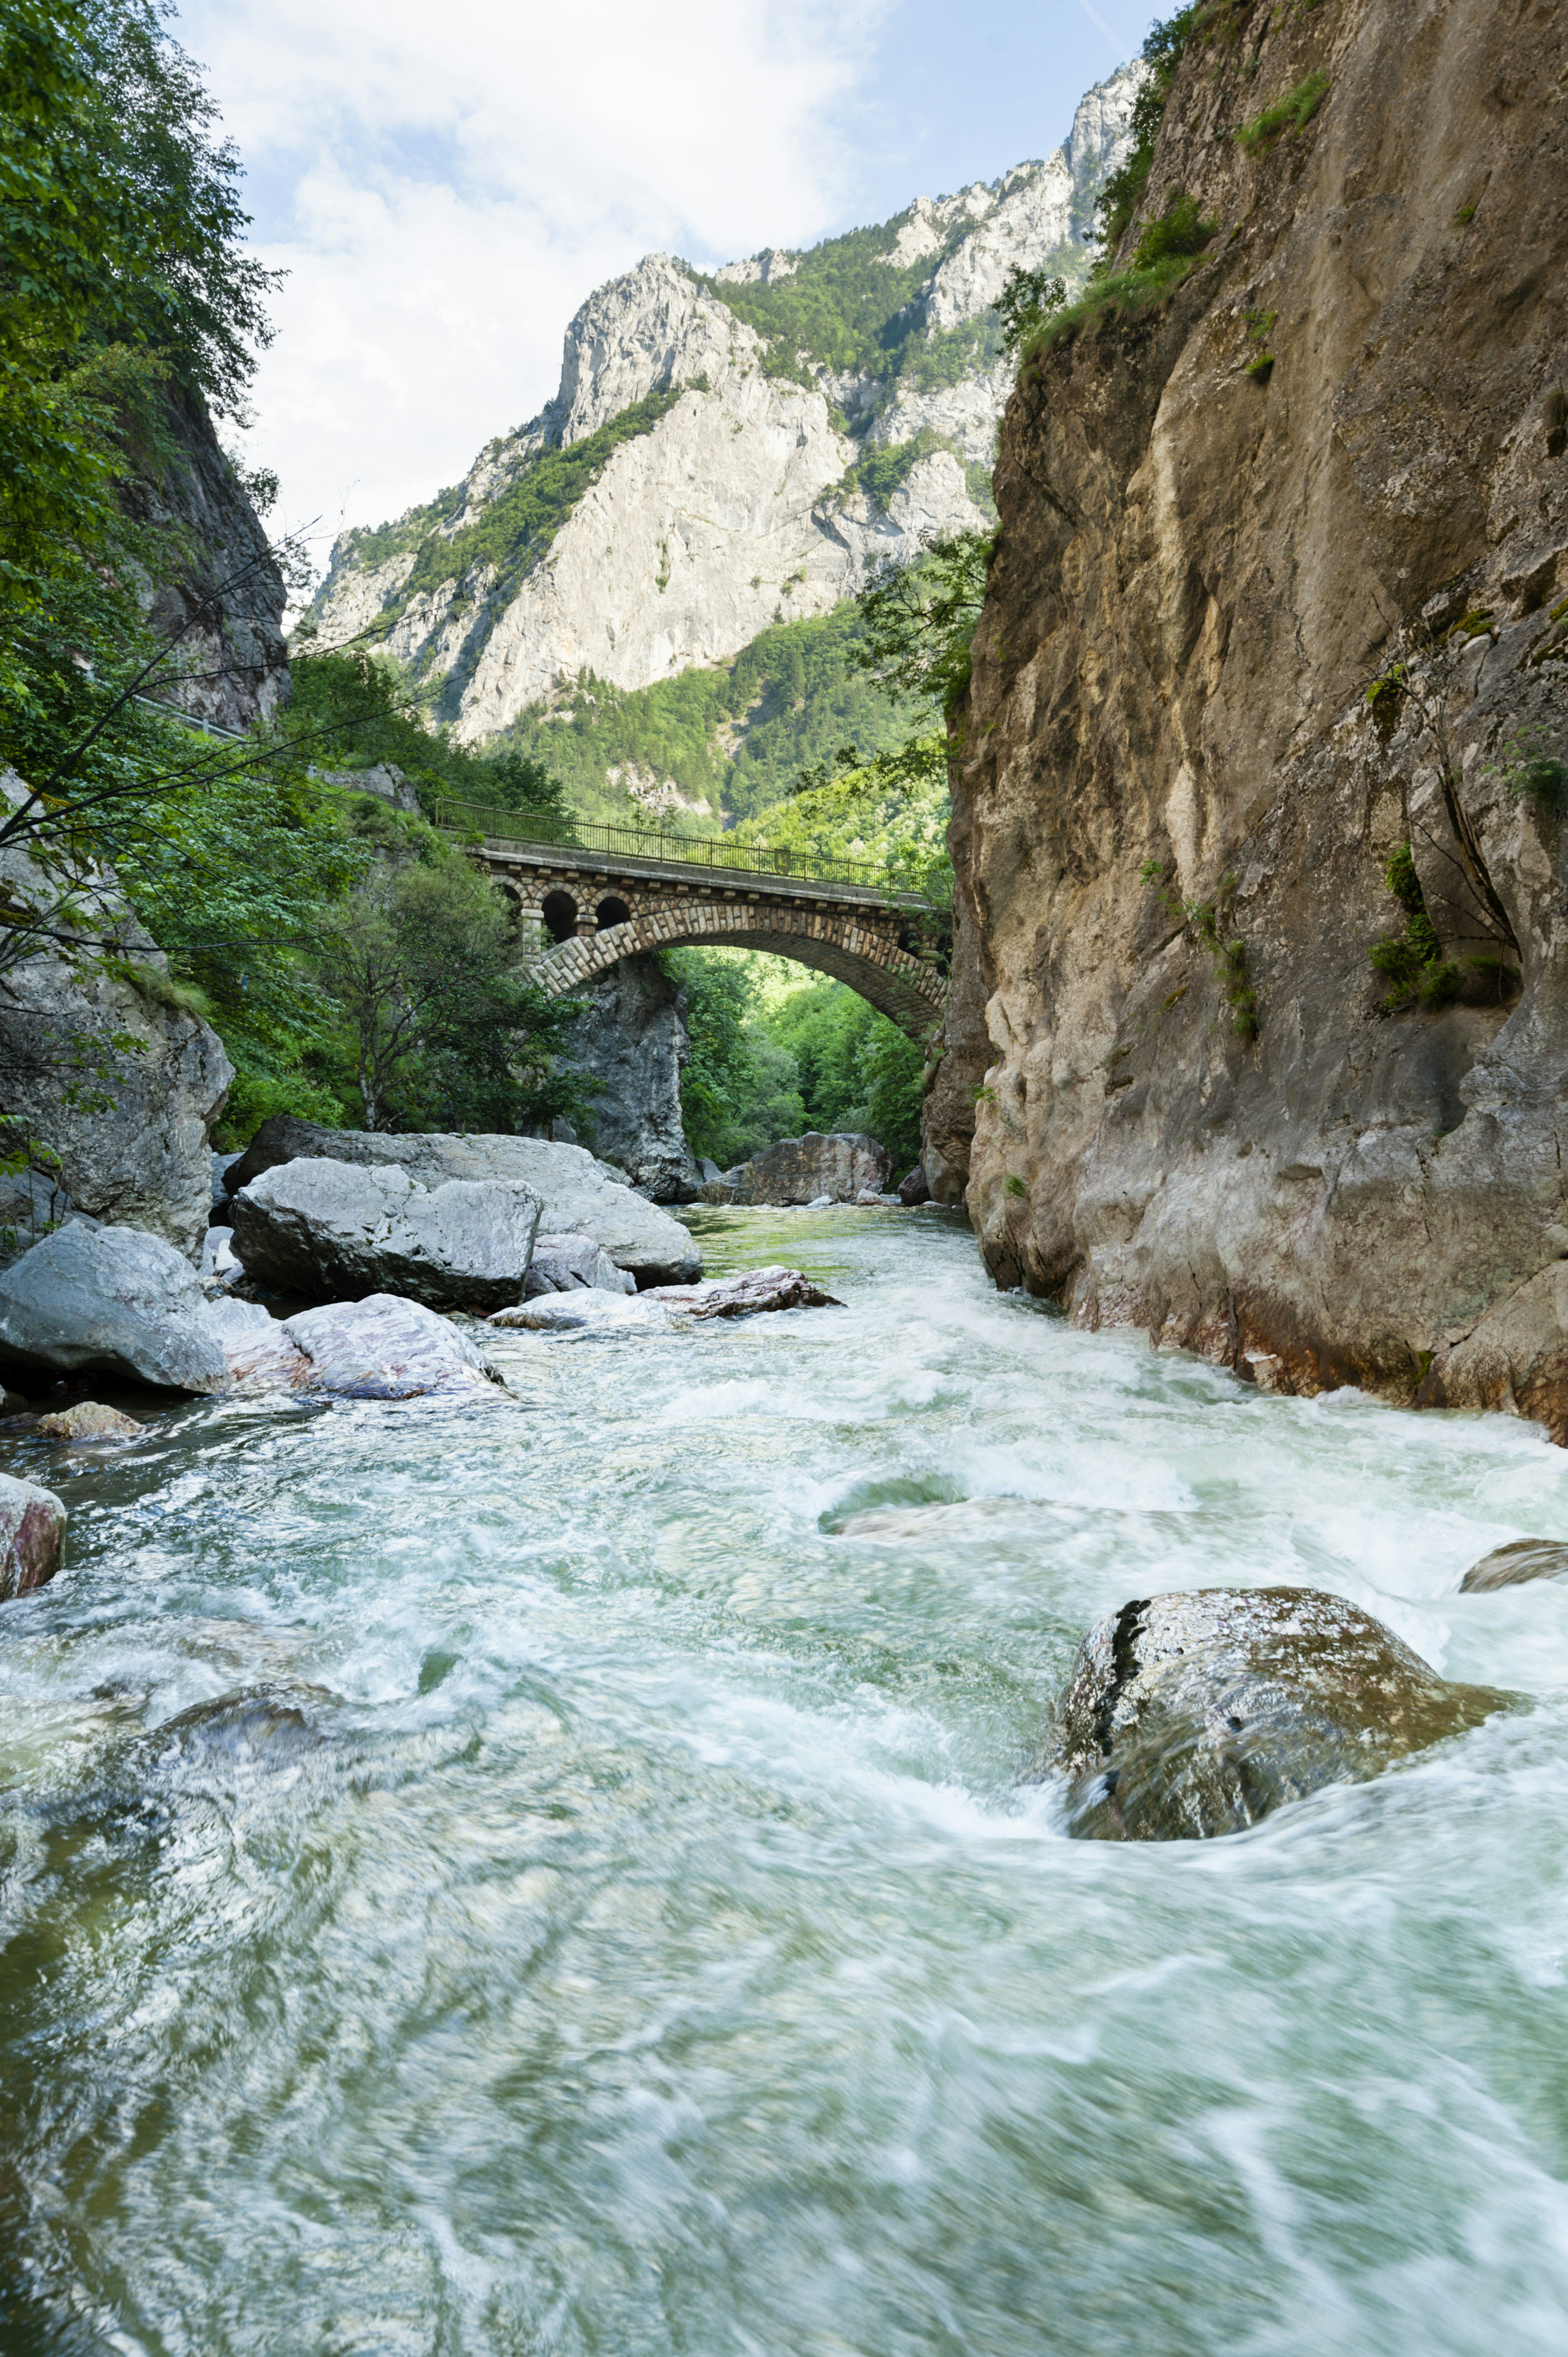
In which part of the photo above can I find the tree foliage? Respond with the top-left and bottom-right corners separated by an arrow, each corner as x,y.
0,0 -> 276,645
315,843 -> 590,1135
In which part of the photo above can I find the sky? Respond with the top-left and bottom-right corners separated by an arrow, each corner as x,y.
172,0 -> 1149,582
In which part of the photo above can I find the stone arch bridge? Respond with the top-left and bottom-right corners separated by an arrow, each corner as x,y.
439,801 -> 947,1037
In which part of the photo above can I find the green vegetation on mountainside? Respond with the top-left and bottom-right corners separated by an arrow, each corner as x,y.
321,387 -> 689,676
496,603 -> 924,831
697,197 -> 1080,395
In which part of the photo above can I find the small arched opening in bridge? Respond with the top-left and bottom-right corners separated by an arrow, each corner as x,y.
596,895 -> 631,930
541,889 -> 578,945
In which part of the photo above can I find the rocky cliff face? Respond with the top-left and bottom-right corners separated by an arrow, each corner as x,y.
0,793 -> 233,1256
310,69 -> 1142,747
945,0 -> 1568,1435
125,384 -> 290,731
568,953 -> 701,1202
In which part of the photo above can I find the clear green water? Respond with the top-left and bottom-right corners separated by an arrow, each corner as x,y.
4,1205 -> 1568,2355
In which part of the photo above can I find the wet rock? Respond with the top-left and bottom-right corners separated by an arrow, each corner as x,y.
207,1295 -> 310,1390
0,1471 -> 66,1601
492,1263 -> 843,1331
1049,1587 -> 1510,1841
1459,1539 -> 1568,1592
523,1231 -> 637,1296
147,1684 -> 340,1767
210,1151 -> 242,1211
728,1132 -> 891,1206
230,1158 -> 541,1310
225,1116 -> 701,1285
897,1163 -> 931,1207
644,1265 -> 843,1319
281,1293 -> 500,1398
35,1401 -> 142,1442
490,1291 -> 675,1334
0,1224 -> 231,1394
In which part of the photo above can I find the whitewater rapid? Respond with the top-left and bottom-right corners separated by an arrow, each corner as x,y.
4,1204 -> 1568,2354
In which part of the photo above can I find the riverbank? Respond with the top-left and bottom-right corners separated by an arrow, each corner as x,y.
3,1206 -> 1568,2351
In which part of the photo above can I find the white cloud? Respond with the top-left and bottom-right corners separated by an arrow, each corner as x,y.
175,0 -> 891,573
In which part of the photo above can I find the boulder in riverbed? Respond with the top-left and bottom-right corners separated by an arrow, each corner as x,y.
727,1132 -> 891,1206
223,1116 -> 701,1284
1459,1538 -> 1568,1591
0,1472 -> 66,1601
210,1292 -> 499,1398
1048,1586 -> 1511,1840
523,1232 -> 636,1296
229,1159 -> 540,1310
0,1224 -> 231,1394
35,1401 -> 142,1442
492,1263 -> 842,1331
281,1294 -> 500,1398
208,1296 -> 310,1390
897,1164 -> 931,1206
644,1266 -> 843,1319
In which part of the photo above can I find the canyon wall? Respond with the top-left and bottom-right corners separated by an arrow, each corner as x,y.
944,0 -> 1568,1433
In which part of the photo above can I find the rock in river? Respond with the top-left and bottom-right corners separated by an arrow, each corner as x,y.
282,1295 -> 500,1399
0,1224 -> 231,1394
210,1293 -> 502,1399
492,1264 -> 842,1331
727,1132 -> 891,1206
223,1116 -> 701,1285
35,1401 -> 143,1442
1048,1586 -> 1511,1840
0,1471 -> 66,1601
644,1265 -> 843,1319
230,1159 -> 540,1310
1458,1539 -> 1568,1591
524,1232 -> 636,1296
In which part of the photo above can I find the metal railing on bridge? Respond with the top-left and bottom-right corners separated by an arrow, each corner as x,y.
434,798 -> 933,906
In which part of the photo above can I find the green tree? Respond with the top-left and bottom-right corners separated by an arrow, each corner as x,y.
0,0 -> 276,657
663,949 -> 805,1168
316,849 -> 588,1134
285,650 -> 573,825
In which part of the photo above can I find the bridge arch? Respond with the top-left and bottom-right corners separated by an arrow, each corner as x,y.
534,906 -> 944,1037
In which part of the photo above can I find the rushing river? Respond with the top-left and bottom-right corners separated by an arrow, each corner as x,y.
5,1205 -> 1568,2354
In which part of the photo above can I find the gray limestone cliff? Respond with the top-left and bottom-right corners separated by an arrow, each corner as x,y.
0,790 -> 233,1256
940,0 -> 1568,1437
310,69 -> 1142,746
568,954 -> 701,1202
0,388 -> 284,1255
124,384 -> 291,731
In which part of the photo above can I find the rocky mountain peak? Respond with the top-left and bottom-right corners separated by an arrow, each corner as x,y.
310,62 -> 1143,751
551,253 -> 761,448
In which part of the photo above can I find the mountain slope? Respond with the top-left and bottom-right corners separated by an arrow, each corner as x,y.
310,66 -> 1140,778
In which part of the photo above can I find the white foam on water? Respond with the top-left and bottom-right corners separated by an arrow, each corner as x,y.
4,1207 -> 1568,2353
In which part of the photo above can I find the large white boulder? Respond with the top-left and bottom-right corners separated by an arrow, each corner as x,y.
225,1118 -> 701,1285
211,1292 -> 500,1400
283,1296 -> 499,1398
229,1157 -> 540,1310
0,1224 -> 231,1393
